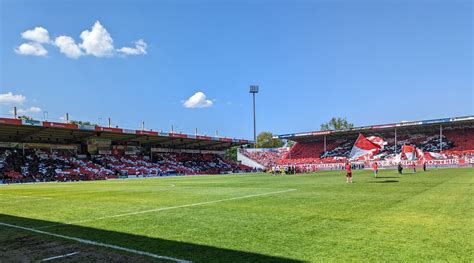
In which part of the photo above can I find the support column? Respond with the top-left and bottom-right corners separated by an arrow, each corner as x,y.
324,136 -> 327,152
440,125 -> 443,152
394,129 -> 397,154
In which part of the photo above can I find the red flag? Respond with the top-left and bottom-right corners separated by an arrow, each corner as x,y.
402,145 -> 416,160
349,134 -> 384,160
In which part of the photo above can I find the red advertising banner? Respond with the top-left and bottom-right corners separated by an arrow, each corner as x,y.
0,118 -> 22,125
169,133 -> 188,138
43,122 -> 78,129
96,127 -> 123,133
137,130 -> 158,136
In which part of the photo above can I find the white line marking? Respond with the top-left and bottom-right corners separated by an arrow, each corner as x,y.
38,189 -> 297,229
40,252 -> 79,261
0,193 -> 51,201
0,222 -> 190,262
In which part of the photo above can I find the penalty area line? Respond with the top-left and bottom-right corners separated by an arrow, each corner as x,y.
0,222 -> 190,263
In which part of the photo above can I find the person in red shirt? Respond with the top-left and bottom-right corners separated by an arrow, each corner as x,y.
372,162 -> 379,178
345,162 -> 352,183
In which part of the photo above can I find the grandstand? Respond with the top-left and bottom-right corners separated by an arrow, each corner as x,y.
0,117 -> 252,183
269,116 -> 474,169
237,147 -> 289,170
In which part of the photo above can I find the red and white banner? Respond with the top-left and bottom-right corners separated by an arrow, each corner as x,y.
402,145 -> 416,160
286,157 -> 474,171
349,134 -> 386,160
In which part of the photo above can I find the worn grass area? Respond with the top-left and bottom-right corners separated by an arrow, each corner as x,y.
0,168 -> 472,262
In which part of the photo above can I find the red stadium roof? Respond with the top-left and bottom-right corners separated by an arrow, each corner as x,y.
0,118 -> 252,150
276,116 -> 474,142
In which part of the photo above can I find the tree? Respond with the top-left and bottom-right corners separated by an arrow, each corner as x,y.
286,140 -> 296,148
70,120 -> 96,126
18,115 -> 34,121
224,146 -> 238,161
256,131 -> 284,148
320,117 -> 354,131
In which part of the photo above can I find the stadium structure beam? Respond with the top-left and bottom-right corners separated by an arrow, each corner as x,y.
143,139 -> 176,147
16,127 -> 48,142
173,140 -> 222,150
113,134 -> 151,144
179,140 -> 205,149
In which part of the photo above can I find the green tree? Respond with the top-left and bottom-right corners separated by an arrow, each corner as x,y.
286,140 -> 296,148
18,115 -> 34,121
224,146 -> 238,161
70,120 -> 96,126
256,131 -> 284,148
320,117 -> 354,131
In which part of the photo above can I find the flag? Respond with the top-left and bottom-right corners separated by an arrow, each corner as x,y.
402,145 -> 416,160
416,148 -> 424,159
366,136 -> 388,148
428,152 -> 445,159
349,134 -> 384,160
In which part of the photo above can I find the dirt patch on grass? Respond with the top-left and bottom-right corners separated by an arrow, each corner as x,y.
0,227 -> 159,262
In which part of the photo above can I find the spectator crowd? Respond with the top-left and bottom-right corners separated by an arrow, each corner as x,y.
0,149 -> 246,184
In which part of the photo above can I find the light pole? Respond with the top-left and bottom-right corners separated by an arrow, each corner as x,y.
250,85 -> 259,148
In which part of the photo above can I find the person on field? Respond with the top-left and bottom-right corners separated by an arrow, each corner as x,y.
412,163 -> 416,173
372,162 -> 379,178
345,162 -> 352,183
423,162 -> 427,172
398,162 -> 403,174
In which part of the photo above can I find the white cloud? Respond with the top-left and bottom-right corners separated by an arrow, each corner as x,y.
183,92 -> 213,108
10,106 -> 42,115
15,42 -> 48,56
117,39 -> 147,55
54,36 -> 83,59
23,106 -> 42,114
15,21 -> 148,59
21,27 -> 50,43
79,21 -> 114,57
0,92 -> 26,105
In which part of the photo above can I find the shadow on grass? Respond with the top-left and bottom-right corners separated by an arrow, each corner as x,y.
370,180 -> 399,183
0,214 -> 301,262
375,176 -> 400,179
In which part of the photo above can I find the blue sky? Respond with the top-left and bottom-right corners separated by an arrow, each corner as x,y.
0,0 -> 472,139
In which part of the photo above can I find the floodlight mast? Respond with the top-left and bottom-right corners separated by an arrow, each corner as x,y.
250,85 -> 259,148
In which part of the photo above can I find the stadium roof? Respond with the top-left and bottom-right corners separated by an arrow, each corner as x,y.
276,116 -> 474,143
0,118 -> 252,150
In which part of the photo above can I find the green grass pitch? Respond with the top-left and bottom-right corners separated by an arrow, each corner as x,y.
0,168 -> 472,262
